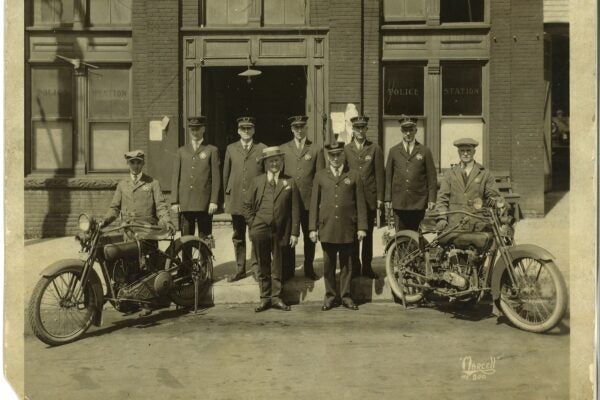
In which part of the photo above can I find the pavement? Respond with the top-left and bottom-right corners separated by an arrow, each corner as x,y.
23,191 -> 570,308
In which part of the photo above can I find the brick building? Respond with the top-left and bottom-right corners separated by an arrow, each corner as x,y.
24,0 -> 556,238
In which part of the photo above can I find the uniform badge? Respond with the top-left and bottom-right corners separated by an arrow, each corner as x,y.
304,153 -> 312,161
199,151 -> 207,160
344,178 -> 351,185
416,153 -> 423,160
474,178 -> 481,183
142,184 -> 151,191
283,180 -> 291,190
365,155 -> 372,161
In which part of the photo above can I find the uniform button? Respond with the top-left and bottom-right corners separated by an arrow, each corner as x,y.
193,157 -> 196,160
295,177 -> 299,180
335,216 -> 339,219
335,205 -> 338,208
190,186 -> 193,189
192,166 -> 195,169
406,179 -> 409,182
335,195 -> 338,197
359,166 -> 362,169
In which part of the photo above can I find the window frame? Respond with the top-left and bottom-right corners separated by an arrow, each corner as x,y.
28,64 -> 76,173
87,0 -> 133,28
86,65 -> 132,173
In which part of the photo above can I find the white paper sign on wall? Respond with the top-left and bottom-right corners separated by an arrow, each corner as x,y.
149,120 -> 164,141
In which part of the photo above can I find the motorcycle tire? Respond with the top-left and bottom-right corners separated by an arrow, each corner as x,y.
28,266 -> 98,346
498,257 -> 567,333
385,234 -> 426,304
168,239 -> 213,307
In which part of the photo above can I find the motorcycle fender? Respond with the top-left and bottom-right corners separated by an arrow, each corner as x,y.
166,235 -> 214,258
384,230 -> 420,253
490,244 -> 555,302
40,259 -> 104,327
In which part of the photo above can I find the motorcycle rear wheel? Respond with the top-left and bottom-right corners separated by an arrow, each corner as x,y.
499,257 -> 567,333
28,267 -> 98,346
168,239 -> 213,307
385,235 -> 426,304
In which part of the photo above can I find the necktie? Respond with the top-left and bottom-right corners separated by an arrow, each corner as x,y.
193,141 -> 199,152
132,174 -> 139,185
244,144 -> 249,153
462,167 -> 468,185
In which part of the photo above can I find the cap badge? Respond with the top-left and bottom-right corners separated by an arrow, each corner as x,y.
304,153 -> 312,161
416,153 -> 423,160
344,177 -> 351,185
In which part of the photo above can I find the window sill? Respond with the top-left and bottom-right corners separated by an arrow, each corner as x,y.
382,23 -> 490,31
25,173 -> 127,190
181,25 -> 329,34
26,26 -> 133,33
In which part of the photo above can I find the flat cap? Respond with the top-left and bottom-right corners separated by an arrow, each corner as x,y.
288,115 -> 308,126
350,115 -> 369,127
324,141 -> 345,154
453,137 -> 479,147
124,149 -> 145,161
187,116 -> 207,126
399,116 -> 418,129
237,116 -> 256,126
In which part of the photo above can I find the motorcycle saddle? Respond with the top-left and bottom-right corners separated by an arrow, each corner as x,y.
437,231 -> 494,250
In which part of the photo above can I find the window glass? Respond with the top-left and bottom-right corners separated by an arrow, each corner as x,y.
383,0 -> 426,22
89,69 -> 130,118
33,121 -> 73,169
33,0 -> 74,25
440,0 -> 484,23
206,0 -> 250,25
32,67 -> 73,118
264,0 -> 306,25
89,122 -> 130,170
442,64 -> 482,116
90,0 -> 132,25
383,65 -> 424,116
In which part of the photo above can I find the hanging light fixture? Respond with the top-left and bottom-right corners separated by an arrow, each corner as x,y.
238,54 -> 261,84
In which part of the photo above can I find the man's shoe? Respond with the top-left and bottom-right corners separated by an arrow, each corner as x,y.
304,271 -> 320,281
362,269 -> 379,279
255,302 -> 271,313
321,302 -> 334,311
227,271 -> 246,282
342,300 -> 359,310
272,300 -> 291,311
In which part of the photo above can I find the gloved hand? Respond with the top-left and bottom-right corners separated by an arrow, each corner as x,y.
435,219 -> 448,231
98,219 -> 109,228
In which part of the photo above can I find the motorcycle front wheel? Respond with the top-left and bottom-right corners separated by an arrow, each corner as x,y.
28,267 -> 98,346
168,239 -> 213,307
385,234 -> 426,304
499,257 -> 567,333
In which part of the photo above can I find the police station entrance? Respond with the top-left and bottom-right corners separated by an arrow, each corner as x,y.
201,66 -> 307,150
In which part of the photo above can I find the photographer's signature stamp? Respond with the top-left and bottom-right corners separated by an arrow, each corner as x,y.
460,356 -> 497,381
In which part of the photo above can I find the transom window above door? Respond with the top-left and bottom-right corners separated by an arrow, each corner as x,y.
204,0 -> 307,26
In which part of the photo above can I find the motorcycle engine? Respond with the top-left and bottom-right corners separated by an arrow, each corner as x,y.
435,247 -> 484,291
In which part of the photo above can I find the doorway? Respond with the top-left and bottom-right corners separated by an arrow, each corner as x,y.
201,66 -> 307,153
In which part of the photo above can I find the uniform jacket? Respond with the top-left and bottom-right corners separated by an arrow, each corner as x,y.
309,166 -> 368,244
104,173 -> 170,226
242,173 -> 301,245
344,139 -> 385,210
436,163 -> 501,227
280,139 -> 326,210
385,141 -> 437,210
170,141 -> 221,212
223,140 -> 267,215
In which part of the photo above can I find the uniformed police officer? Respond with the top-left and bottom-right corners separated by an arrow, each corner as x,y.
242,146 -> 301,312
102,150 -> 175,236
309,142 -> 368,311
344,115 -> 384,279
435,138 -> 502,231
170,116 -> 221,239
223,116 -> 266,282
385,117 -> 437,231
280,115 -> 325,281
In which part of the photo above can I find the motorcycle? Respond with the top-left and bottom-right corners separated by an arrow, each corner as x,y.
383,198 -> 568,333
28,213 -> 214,346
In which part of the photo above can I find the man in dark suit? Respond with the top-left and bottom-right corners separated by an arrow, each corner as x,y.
344,115 -> 384,279
223,117 -> 267,282
170,116 -> 220,239
280,115 -> 325,281
385,116 -> 437,231
243,146 -> 301,312
309,142 -> 368,311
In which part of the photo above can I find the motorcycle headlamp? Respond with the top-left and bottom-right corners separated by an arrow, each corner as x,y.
78,213 -> 92,233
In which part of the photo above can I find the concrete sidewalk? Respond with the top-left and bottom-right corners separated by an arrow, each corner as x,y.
24,192 -> 570,306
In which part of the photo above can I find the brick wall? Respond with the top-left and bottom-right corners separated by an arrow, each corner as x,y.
490,0 -> 545,216
24,189 -> 115,238
132,0 -> 181,188
181,0 -> 199,26
362,0 -> 380,143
